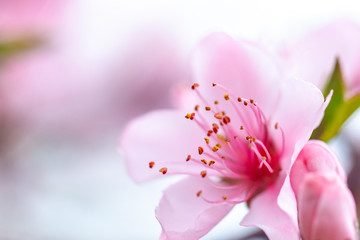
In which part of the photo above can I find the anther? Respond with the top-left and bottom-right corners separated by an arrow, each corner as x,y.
197,190 -> 202,197
223,116 -> 231,124
250,99 -> 254,104
240,125 -> 244,130
222,196 -> 227,200
225,139 -> 230,142
190,113 -> 195,120
186,155 -> 191,162
194,105 -> 199,111
237,97 -> 242,102
213,127 -> 218,134
216,143 -> 222,148
208,160 -> 215,166
212,146 -> 219,152
201,170 -> 207,178
185,113 -> 191,119
191,83 -> 199,90
224,94 -> 230,101
221,156 -> 226,159
275,122 -> 279,129
207,130 -> 213,137
204,138 -> 210,144
212,123 -> 219,129
244,101 -> 248,106
205,106 -> 211,111
198,146 -> 204,155
212,83 -> 217,87
201,159 -> 207,164
149,161 -> 155,168
214,100 -> 219,105
159,167 -> 167,174
214,112 -> 223,119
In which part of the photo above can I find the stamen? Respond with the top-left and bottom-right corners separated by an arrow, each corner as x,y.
205,106 -> 211,111
208,160 -> 215,166
201,170 -> 207,178
212,146 -> 219,152
207,130 -> 213,137
191,83 -> 199,90
198,147 -> 204,155
223,116 -> 231,124
240,125 -> 244,130
275,122 -> 279,129
224,94 -> 230,101
204,137 -> 210,144
212,83 -> 217,87
196,190 -> 202,197
185,113 -> 191,119
216,143 -> 222,148
201,159 -> 208,164
222,196 -> 227,200
159,167 -> 167,174
195,105 -> 199,111
214,112 -> 223,119
149,161 -> 155,168
186,155 -> 191,162
214,100 -> 219,105
244,101 -> 248,106
237,97 -> 242,102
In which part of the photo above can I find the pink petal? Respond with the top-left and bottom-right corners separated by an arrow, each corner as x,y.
297,173 -> 357,240
156,176 -> 234,240
284,20 -> 360,98
241,172 -> 299,240
290,140 -> 346,198
271,79 -> 331,171
120,110 -> 219,182
191,33 -> 282,116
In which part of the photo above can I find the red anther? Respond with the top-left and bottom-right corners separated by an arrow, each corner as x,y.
207,130 -> 213,137
212,83 -> 217,87
194,105 -> 199,111
149,161 -> 155,168
191,83 -> 199,90
250,99 -> 254,104
186,155 -> 191,161
237,97 -> 242,102
212,123 -> 219,129
213,127 -> 218,134
190,112 -> 195,120
201,170 -> 207,178
214,112 -> 223,119
201,159 -> 207,164
198,146 -> 204,155
244,101 -> 248,106
275,122 -> 279,129
240,125 -> 244,130
159,167 -> 168,174
197,190 -> 202,197
205,106 -> 211,111
223,116 -> 231,124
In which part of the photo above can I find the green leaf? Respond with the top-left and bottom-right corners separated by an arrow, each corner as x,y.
311,60 -> 360,142
0,36 -> 42,59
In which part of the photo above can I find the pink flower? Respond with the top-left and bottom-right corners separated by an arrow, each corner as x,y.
282,20 -> 360,98
121,33 -> 331,239
290,140 -> 358,240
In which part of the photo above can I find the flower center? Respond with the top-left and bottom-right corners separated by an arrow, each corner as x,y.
186,83 -> 283,202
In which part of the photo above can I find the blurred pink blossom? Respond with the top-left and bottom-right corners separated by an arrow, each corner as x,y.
281,20 -> 360,98
121,33 -> 331,239
290,140 -> 358,240
0,0 -> 66,35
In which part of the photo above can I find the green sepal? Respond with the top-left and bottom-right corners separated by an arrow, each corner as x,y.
0,36 -> 42,58
311,60 -> 360,142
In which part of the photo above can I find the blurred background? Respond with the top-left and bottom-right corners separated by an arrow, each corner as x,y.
1,0 -> 360,239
